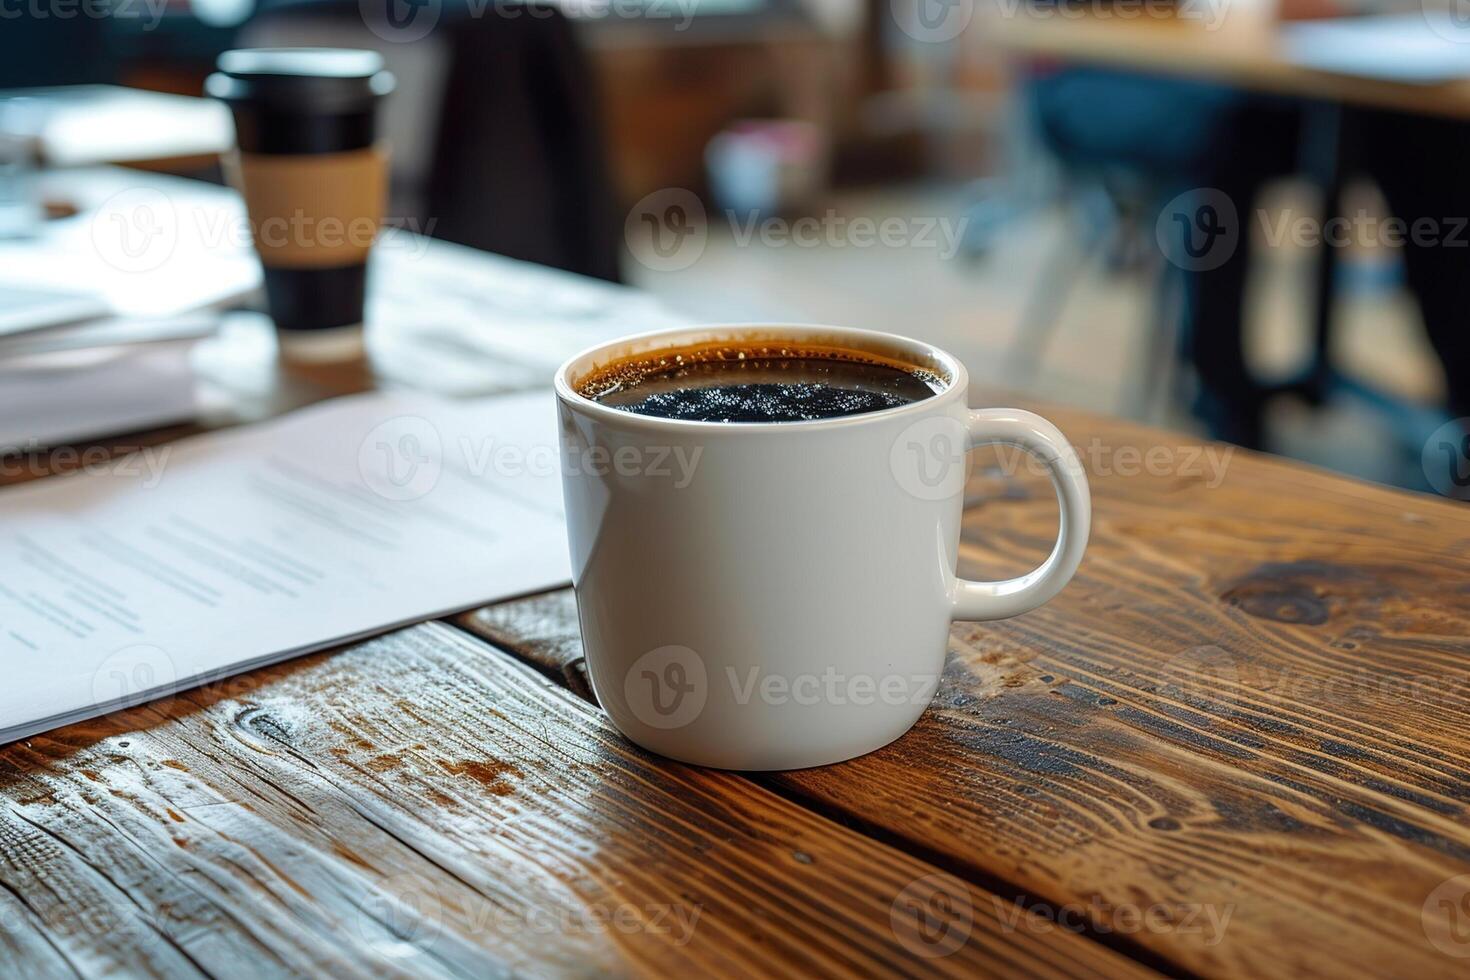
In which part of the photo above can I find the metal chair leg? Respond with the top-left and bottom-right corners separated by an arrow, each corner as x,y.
1006,185 -> 1115,381
1133,259 -> 1184,421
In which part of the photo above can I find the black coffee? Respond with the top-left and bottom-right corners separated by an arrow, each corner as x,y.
579,344 -> 945,423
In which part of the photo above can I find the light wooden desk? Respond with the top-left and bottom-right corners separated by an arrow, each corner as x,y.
2,173 -> 1470,978
981,7 -> 1470,118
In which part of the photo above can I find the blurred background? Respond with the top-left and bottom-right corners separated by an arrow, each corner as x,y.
5,0 -> 1470,497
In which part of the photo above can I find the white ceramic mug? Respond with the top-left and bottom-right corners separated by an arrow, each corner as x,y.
555,324 -> 1090,770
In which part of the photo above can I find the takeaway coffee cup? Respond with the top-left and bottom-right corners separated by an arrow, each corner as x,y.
207,48 -> 394,362
555,324 -> 1092,770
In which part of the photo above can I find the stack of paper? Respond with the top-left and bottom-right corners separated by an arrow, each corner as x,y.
0,167 -> 265,450
0,288 -> 215,449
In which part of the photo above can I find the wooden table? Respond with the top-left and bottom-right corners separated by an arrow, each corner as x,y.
980,7 -> 1470,118
5,194 -> 1470,980
980,6 -> 1470,431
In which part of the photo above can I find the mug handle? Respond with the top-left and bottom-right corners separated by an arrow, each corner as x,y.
951,408 -> 1091,622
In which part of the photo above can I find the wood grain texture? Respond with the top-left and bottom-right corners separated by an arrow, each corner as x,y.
0,621 -> 1146,979
458,401 -> 1470,979
465,589 -> 594,703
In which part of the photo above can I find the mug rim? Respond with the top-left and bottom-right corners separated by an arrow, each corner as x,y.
554,323 -> 969,433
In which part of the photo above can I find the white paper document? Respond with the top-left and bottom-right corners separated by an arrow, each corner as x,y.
0,389 -> 571,743
369,238 -> 687,381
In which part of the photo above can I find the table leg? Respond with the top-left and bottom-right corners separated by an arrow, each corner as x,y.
1294,100 -> 1349,406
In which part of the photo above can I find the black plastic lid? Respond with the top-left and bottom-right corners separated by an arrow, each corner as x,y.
205,48 -> 395,114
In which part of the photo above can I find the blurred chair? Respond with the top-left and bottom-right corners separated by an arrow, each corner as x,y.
243,0 -> 621,281
965,65 -> 1201,419
1005,168 -> 1185,421
424,10 -> 619,282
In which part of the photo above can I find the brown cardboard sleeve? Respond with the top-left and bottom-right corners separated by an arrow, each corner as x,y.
227,144 -> 389,269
